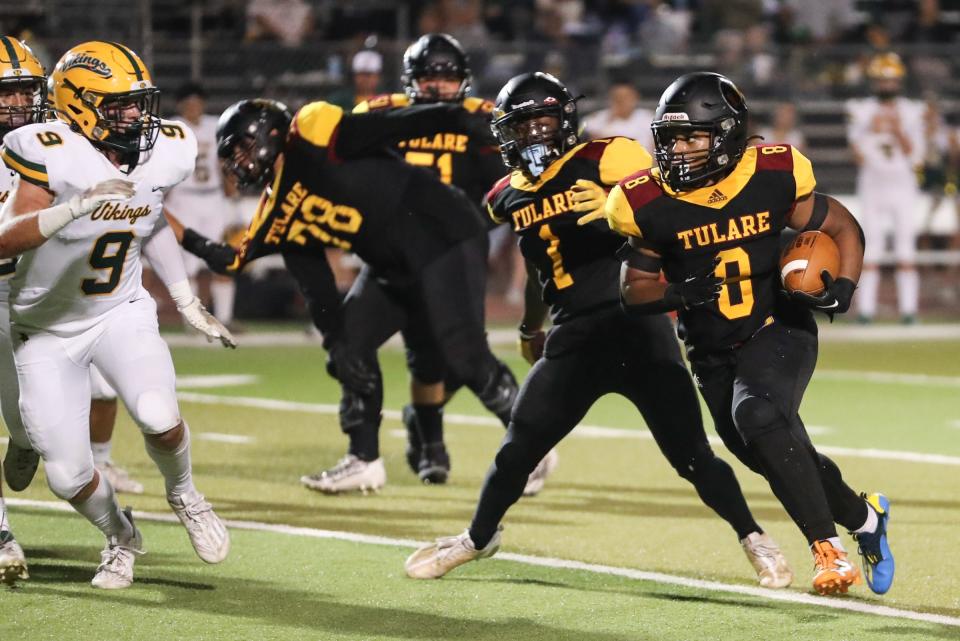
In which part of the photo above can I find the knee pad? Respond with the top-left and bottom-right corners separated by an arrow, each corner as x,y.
733,396 -> 788,443
475,361 -> 518,419
44,460 -> 94,501
405,345 -> 446,385
133,388 -> 180,434
339,387 -> 382,435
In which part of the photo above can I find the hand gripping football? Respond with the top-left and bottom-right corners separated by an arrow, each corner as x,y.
780,231 -> 840,295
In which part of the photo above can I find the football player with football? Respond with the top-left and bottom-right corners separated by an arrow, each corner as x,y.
404,71 -> 794,590
580,72 -> 894,596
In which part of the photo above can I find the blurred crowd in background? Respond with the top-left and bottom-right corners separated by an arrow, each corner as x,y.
2,0 -> 959,324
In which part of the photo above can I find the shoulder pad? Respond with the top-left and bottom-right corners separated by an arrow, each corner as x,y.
483,173 -> 513,224
616,169 -> 662,211
462,97 -> 495,114
598,137 -> 653,186
0,122 -> 65,188
753,144 -> 816,200
291,102 -> 344,148
353,93 -> 409,114
154,118 -> 199,186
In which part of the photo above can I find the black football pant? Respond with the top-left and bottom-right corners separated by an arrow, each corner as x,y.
468,310 -> 762,549
338,234 -> 514,460
691,321 -> 868,544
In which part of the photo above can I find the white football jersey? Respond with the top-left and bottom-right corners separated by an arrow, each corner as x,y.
1,118 -> 196,333
845,96 -> 926,180
165,114 -> 231,231
0,157 -> 16,302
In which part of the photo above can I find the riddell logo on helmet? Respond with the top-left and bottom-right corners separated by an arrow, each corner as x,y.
543,97 -> 558,105
62,53 -> 112,79
662,112 -> 689,121
511,99 -> 536,109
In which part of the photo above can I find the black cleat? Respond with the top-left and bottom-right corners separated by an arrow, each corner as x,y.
418,442 -> 450,485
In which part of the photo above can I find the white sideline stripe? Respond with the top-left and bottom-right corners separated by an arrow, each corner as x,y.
7,497 -> 959,630
0,436 -> 6,445
176,391 -> 960,466
195,432 -> 256,445
817,370 -> 960,388
176,374 -> 260,389
950,420 -> 960,430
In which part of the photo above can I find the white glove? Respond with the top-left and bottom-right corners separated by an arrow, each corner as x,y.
178,297 -> 237,349
68,179 -> 137,218
37,178 -> 137,238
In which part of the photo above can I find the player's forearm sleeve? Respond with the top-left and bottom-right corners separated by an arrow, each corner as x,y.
282,250 -> 343,344
181,227 -> 238,275
143,222 -> 189,290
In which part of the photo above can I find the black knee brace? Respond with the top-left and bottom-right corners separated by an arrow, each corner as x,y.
733,396 -> 788,443
339,386 -> 383,435
475,361 -> 519,424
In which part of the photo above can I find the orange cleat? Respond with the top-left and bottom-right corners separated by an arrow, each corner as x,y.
811,539 -> 861,596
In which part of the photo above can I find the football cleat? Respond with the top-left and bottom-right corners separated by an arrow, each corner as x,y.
522,448 -> 559,496
168,489 -> 230,564
851,493 -> 895,594
405,527 -> 501,579
0,529 -> 29,585
740,531 -> 793,588
3,442 -> 40,492
95,460 -> 144,495
418,442 -> 450,485
300,455 -> 386,495
402,404 -> 422,475
91,508 -> 143,590
811,539 -> 860,596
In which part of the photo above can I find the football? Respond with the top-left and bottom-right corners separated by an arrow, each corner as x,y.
779,231 -> 840,295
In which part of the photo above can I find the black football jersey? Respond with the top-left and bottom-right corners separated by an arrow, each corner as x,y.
234,101 -> 483,278
354,93 -> 504,209
608,144 -> 817,354
485,137 -> 652,323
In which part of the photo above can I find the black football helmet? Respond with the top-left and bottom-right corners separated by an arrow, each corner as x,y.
651,72 -> 749,191
216,99 -> 292,189
491,72 -> 579,178
401,33 -> 471,103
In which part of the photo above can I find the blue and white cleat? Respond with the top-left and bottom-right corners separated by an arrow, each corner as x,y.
852,493 -> 894,594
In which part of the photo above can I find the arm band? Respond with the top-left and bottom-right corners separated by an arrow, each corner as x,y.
37,201 -> 76,238
803,192 -> 829,231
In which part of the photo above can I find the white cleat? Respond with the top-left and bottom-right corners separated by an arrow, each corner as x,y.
91,508 -> 143,590
405,527 -> 502,579
523,448 -> 559,497
741,531 -> 793,588
96,460 -> 144,495
300,455 -> 386,495
168,489 -> 230,564
0,530 -> 29,585
3,442 -> 40,492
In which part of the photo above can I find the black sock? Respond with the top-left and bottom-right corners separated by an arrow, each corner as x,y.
687,456 -> 762,540
468,436 -> 536,548
748,428 -> 837,543
816,453 -> 869,531
413,403 -> 444,444
347,430 -> 379,461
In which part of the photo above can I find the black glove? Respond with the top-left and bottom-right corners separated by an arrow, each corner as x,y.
664,259 -> 724,310
182,228 -> 238,275
326,342 -> 379,395
789,270 -> 857,321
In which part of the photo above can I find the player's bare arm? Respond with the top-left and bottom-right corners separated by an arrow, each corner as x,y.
0,177 -> 134,258
787,192 -> 864,283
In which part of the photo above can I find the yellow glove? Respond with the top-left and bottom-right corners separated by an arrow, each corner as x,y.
570,179 -> 607,215
518,329 -> 546,365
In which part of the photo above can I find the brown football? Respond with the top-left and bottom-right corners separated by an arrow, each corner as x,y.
780,231 -> 840,295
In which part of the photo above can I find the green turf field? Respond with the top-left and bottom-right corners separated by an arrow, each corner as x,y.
2,336 -> 959,640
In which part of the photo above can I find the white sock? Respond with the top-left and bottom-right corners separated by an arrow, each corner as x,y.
0,494 -> 9,533
826,536 -> 845,552
145,423 -> 196,500
854,502 -> 879,535
895,269 -> 918,317
857,269 -> 880,318
91,440 -> 112,467
210,279 -> 236,325
72,474 -> 132,540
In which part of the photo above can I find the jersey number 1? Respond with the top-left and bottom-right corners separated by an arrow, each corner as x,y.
82,231 -> 135,296
715,247 -> 754,320
539,224 -> 573,289
404,151 -> 453,184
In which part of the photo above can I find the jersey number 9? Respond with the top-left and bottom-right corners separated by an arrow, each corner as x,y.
81,231 -> 135,296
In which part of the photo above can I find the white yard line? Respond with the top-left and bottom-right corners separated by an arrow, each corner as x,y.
816,370 -> 960,388
176,374 -> 260,389
8,497 -> 959,629
195,432 -> 257,445
176,391 -> 960,466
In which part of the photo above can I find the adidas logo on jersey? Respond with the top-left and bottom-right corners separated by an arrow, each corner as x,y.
707,189 -> 727,204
